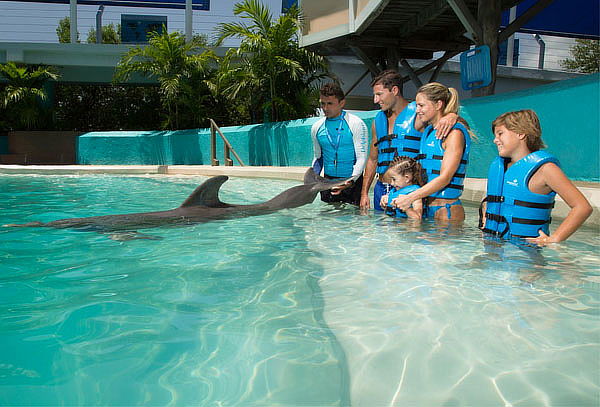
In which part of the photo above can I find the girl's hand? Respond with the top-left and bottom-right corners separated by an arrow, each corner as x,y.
392,195 -> 413,211
525,230 -> 559,246
380,194 -> 389,208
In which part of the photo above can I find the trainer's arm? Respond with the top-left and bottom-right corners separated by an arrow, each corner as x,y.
311,121 -> 323,175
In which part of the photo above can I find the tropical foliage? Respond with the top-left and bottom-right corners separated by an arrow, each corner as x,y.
87,23 -> 121,44
561,39 -> 600,73
214,0 -> 330,123
56,17 -> 79,43
0,62 -> 59,130
114,29 -> 217,129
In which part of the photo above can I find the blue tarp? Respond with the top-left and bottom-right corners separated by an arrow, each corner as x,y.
502,0 -> 599,39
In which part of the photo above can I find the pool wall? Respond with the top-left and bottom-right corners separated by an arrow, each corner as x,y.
78,73 -> 599,182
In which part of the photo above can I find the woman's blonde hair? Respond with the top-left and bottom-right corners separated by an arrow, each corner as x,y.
492,109 -> 546,152
417,82 -> 460,116
417,82 -> 477,140
383,156 -> 426,186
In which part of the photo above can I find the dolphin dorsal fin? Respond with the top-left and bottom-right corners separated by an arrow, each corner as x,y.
180,176 -> 230,208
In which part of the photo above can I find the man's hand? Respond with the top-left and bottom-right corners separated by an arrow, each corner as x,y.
330,180 -> 353,195
434,113 -> 458,139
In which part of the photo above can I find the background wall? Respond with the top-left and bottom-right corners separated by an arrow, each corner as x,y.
77,73 -> 599,182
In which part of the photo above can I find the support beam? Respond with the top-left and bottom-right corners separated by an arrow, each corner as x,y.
429,51 -> 453,83
386,47 -> 399,71
499,0 -> 555,43
344,69 -> 371,97
348,44 -> 381,75
446,0 -> 482,43
472,0 -> 501,97
400,59 -> 423,88
354,36 -> 470,52
400,0 -> 450,37
395,51 -> 460,86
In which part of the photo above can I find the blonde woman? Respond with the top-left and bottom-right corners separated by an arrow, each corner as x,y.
391,82 -> 471,221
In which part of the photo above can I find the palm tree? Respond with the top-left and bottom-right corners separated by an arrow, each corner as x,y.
114,29 -> 217,129
215,0 -> 330,123
0,62 -> 59,130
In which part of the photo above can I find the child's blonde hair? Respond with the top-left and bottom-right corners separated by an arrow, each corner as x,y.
384,156 -> 426,186
492,109 -> 546,152
417,82 -> 460,116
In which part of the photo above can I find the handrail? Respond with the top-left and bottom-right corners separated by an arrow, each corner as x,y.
209,118 -> 245,167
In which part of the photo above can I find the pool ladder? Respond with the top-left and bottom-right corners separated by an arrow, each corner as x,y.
209,119 -> 245,166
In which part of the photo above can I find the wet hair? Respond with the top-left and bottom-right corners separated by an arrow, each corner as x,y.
384,155 -> 426,186
417,82 -> 459,116
492,109 -> 546,152
370,70 -> 403,95
320,82 -> 345,102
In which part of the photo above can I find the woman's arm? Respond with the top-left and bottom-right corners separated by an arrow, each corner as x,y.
525,163 -> 592,244
405,198 -> 423,220
392,129 -> 465,211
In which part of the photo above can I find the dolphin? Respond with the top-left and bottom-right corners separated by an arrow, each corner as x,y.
4,168 -> 348,237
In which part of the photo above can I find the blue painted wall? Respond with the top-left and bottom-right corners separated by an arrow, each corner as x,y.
461,73 -> 599,182
78,73 -> 599,182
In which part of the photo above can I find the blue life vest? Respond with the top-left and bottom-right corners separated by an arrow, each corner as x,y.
418,122 -> 470,199
316,112 -> 356,177
480,150 -> 559,239
385,184 -> 421,218
374,102 -> 422,175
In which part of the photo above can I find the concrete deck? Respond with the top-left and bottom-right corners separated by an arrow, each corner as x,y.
1,164 -> 598,226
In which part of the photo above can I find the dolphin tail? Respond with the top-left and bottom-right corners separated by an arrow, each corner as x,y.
3,221 -> 45,228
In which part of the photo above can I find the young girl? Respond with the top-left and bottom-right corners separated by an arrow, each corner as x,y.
391,82 -> 472,221
480,109 -> 592,244
380,156 -> 425,219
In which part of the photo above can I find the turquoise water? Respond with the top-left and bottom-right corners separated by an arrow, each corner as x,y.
1,175 -> 599,406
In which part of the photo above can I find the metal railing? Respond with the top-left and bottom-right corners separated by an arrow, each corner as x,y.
209,118 -> 245,167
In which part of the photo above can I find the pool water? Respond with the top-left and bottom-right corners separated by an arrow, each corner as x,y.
1,175 -> 598,406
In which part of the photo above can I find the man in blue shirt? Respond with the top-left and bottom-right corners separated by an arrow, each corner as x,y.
311,83 -> 369,205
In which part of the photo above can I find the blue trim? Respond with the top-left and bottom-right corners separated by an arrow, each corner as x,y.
11,0 -> 210,11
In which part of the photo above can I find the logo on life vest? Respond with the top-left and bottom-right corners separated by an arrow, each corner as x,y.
427,141 -> 435,147
507,178 -> 519,187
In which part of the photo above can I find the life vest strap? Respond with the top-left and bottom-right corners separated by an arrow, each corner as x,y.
374,134 -> 397,146
485,195 -> 504,203
403,147 -> 420,154
512,217 -> 549,225
427,154 -> 468,165
514,200 -> 554,209
430,169 -> 465,178
380,147 -> 397,154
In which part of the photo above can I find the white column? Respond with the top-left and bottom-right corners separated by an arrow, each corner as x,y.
70,0 -> 78,43
506,6 -> 516,67
185,0 -> 193,42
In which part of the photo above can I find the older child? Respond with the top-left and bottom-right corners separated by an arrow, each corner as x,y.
380,156 -> 425,219
391,82 -> 471,221
480,109 -> 592,244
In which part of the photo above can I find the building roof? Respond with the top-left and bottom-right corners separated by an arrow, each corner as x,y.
300,0 -> 522,61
